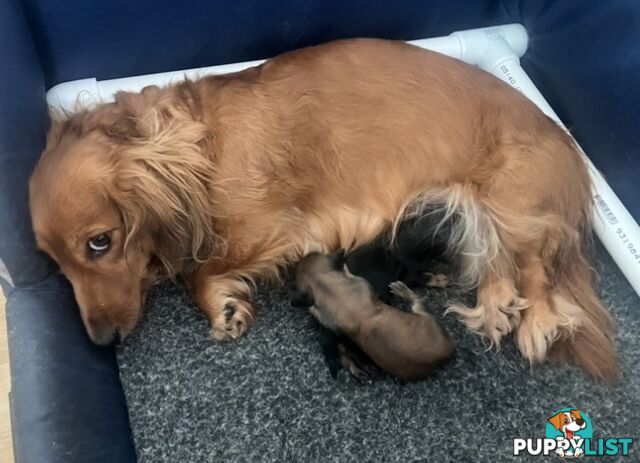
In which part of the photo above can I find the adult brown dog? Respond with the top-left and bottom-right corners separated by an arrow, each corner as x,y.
29,39 -> 617,380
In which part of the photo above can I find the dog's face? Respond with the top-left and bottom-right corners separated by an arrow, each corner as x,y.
30,88 -> 219,344
548,410 -> 586,435
29,131 -> 153,344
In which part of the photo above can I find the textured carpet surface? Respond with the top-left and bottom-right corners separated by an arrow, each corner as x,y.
117,246 -> 640,462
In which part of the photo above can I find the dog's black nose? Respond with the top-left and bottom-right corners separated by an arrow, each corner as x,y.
111,330 -> 122,346
101,329 -> 122,347
576,419 -> 585,426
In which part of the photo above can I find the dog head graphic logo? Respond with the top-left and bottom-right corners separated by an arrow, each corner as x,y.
546,409 -> 592,458
514,408 -> 633,458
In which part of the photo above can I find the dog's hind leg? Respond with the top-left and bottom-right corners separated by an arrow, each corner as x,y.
515,232 -> 618,379
437,191 -> 528,348
398,186 -> 527,347
515,249 -> 570,363
447,247 -> 529,348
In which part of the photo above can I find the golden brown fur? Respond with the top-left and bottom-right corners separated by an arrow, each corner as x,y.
29,38 -> 617,379
296,252 -> 455,380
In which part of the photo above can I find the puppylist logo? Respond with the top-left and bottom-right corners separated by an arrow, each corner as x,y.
513,408 -> 634,458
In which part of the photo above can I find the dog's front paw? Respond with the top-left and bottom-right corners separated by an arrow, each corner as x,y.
211,297 -> 255,341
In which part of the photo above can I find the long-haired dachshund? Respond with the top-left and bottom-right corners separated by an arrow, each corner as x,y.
29,39 -> 617,380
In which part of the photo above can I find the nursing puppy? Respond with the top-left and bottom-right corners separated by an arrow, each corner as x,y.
344,213 -> 452,304
295,252 -> 456,380
293,225 -> 449,380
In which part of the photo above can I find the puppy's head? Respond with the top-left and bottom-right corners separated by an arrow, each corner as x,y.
292,250 -> 345,308
29,85 -> 219,344
296,250 -> 344,282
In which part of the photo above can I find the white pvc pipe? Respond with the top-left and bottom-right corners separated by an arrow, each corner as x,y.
47,25 -> 528,112
45,24 -> 640,297
461,33 -> 640,298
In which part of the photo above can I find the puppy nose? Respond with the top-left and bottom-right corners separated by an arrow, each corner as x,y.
576,419 -> 585,426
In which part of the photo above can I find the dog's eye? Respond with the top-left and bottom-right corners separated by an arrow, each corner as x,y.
87,233 -> 111,256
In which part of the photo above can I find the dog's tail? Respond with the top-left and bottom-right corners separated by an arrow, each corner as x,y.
545,209 -> 619,381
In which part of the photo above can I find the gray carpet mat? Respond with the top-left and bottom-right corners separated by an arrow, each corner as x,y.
117,245 -> 640,462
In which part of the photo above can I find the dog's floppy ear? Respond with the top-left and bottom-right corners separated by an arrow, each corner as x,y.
108,89 -> 222,277
103,85 -> 195,142
548,413 -> 565,431
328,249 -> 346,270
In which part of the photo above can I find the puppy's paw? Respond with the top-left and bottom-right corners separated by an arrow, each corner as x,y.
337,343 -> 377,383
210,298 -> 255,341
425,272 -> 449,288
345,363 -> 373,382
389,281 -> 413,299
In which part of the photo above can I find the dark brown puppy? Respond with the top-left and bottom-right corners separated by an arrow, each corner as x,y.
296,252 -> 455,380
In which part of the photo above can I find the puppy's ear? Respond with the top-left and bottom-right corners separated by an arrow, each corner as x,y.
328,249 -> 346,270
548,413 -> 565,431
290,290 -> 314,309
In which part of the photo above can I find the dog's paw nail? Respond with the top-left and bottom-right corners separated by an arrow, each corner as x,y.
211,299 -> 255,341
